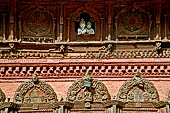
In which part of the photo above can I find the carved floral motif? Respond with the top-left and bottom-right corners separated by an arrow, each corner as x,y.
119,8 -> 146,34
13,73 -> 57,103
117,72 -> 159,102
117,3 -> 149,36
67,71 -> 111,102
23,11 -> 52,36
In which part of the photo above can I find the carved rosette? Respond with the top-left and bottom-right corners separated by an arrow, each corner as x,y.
13,74 -> 57,104
117,72 -> 159,102
23,11 -> 52,37
67,71 -> 111,102
118,7 -> 147,35
0,88 -> 6,102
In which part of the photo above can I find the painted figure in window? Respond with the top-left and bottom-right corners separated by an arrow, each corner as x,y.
78,18 -> 87,35
86,21 -> 94,34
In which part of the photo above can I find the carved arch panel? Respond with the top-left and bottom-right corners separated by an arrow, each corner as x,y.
13,74 -> 57,104
67,71 -> 111,102
117,72 -> 159,102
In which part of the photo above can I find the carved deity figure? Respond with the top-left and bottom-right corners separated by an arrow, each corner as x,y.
86,21 -> 94,34
78,18 -> 95,35
78,19 -> 87,35
32,73 -> 39,84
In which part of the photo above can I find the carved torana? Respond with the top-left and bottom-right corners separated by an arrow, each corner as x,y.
67,71 -> 111,102
13,73 -> 57,104
117,72 -> 159,102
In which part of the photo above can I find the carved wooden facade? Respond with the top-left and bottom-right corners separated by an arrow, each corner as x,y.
0,0 -> 169,59
1,0 -> 170,113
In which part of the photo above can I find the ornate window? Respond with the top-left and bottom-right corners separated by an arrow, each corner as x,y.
117,72 -> 159,102
75,13 -> 95,36
71,12 -> 97,41
68,7 -> 102,41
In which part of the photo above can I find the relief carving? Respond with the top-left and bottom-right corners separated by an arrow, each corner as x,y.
67,71 -> 111,102
23,11 -> 52,36
0,88 -> 6,102
116,3 -> 150,40
119,8 -> 146,34
117,72 -> 159,102
13,73 -> 57,103
20,2 -> 54,43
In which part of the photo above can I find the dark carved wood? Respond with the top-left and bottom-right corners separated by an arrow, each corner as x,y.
117,72 -> 159,102
0,88 -> 5,103
14,73 -> 58,104
0,0 -> 169,113
0,0 -> 169,60
67,71 -> 111,102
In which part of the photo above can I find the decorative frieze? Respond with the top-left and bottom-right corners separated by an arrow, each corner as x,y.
1,48 -> 170,59
0,63 -> 170,78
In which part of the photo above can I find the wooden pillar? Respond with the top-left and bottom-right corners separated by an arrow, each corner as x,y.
18,16 -> 22,41
58,105 -> 64,113
148,15 -> 152,40
5,108 -> 8,113
2,14 -> 6,41
155,0 -> 161,40
164,15 -> 168,40
67,18 -> 70,42
115,17 -> 118,41
59,4 -> 64,41
1,110 -> 4,113
8,0 -> 16,41
167,105 -> 169,113
108,4 -> 111,40
52,18 -> 56,42
100,18 -> 104,41
111,105 -> 117,113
